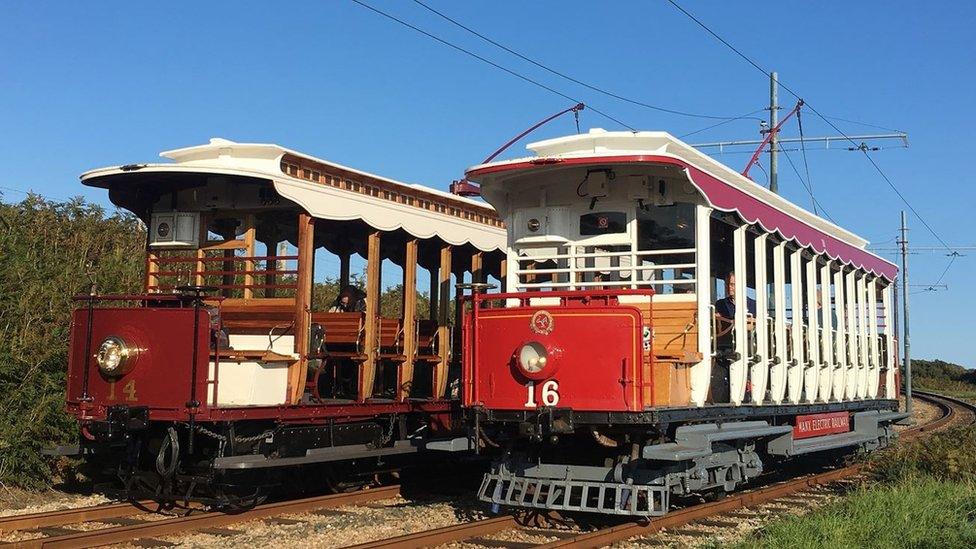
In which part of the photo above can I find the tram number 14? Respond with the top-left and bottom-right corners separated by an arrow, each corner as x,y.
524,380 -> 560,408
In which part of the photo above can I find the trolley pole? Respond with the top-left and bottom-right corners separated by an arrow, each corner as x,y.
898,211 -> 913,421
768,71 -> 779,194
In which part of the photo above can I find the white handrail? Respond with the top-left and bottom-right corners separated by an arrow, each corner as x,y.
517,263 -> 696,275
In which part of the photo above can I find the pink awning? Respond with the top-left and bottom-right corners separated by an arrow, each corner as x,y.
467,154 -> 898,281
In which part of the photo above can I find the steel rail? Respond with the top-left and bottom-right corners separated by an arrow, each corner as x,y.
0,500 -> 160,533
535,466 -> 862,549
344,515 -> 518,549
9,485 -> 400,549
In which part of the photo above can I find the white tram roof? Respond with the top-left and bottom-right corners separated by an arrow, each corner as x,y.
466,129 -> 897,281
82,138 -> 506,253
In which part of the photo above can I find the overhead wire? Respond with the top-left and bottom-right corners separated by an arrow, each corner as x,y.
679,108 -> 766,138
932,252 -> 960,287
411,0 -> 761,122
795,108 -> 817,215
780,145 -> 833,222
665,0 -> 953,254
826,116 -> 904,134
349,0 -> 637,131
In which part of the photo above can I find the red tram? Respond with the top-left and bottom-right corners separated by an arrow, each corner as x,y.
460,129 -> 906,516
63,138 -> 505,504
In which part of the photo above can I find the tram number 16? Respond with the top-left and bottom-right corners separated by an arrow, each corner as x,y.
524,380 -> 560,408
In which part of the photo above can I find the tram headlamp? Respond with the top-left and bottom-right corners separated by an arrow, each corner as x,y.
96,336 -> 134,376
517,342 -> 549,374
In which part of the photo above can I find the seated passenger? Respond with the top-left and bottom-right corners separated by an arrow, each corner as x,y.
710,271 -> 756,404
715,271 -> 756,320
329,285 -> 366,313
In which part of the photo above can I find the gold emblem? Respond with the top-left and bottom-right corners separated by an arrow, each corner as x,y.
530,310 -> 554,335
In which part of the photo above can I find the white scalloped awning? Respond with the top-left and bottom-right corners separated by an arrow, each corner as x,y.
82,138 -> 506,253
467,130 -> 897,280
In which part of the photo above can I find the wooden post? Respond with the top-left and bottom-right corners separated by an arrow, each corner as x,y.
429,263 -> 439,321
471,252 -> 483,284
291,213 -> 315,403
361,231 -> 382,401
400,239 -> 418,401
194,249 -> 206,287
194,216 -> 206,287
265,239 -> 279,298
146,251 -> 159,292
499,257 -> 507,292
434,244 -> 452,399
243,214 -> 256,300
339,250 -> 351,288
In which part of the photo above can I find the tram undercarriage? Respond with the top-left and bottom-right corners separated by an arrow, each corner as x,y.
475,403 -> 906,517
73,408 -> 440,508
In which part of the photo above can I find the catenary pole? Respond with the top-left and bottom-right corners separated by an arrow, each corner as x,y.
769,71 -> 778,194
899,211 -> 913,419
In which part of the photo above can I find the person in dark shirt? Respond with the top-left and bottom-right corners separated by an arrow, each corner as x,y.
330,285 -> 366,313
715,271 -> 756,320
710,271 -> 756,404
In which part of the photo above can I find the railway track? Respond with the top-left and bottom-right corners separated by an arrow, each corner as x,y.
1,485 -> 400,548
1,392 -> 969,549
343,391 -> 976,549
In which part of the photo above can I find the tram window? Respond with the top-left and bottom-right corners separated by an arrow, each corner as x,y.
634,203 -> 696,294
580,211 -> 627,235
637,203 -> 695,250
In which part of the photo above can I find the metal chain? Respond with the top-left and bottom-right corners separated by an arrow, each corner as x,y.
194,425 -> 275,444
378,414 -> 397,446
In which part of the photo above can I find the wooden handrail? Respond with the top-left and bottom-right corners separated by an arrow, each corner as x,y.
155,269 -> 298,277
150,255 -> 299,264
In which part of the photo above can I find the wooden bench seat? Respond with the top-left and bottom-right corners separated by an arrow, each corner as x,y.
415,319 -> 440,362
219,300 -> 296,335
378,318 -> 406,362
311,312 -> 366,360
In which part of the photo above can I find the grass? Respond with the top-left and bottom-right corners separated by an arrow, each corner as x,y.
727,427 -> 976,549
732,477 -> 976,549
914,376 -> 976,401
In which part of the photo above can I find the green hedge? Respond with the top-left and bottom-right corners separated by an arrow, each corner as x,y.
0,196 -> 146,488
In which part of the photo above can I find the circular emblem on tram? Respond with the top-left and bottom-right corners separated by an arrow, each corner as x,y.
156,222 -> 171,237
597,215 -> 609,229
530,310 -> 554,335
527,218 -> 541,232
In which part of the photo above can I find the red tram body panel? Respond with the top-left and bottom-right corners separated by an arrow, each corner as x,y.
467,296 -> 644,413
66,306 -> 209,421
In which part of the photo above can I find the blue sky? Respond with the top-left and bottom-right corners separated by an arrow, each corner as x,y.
1,1 -> 973,367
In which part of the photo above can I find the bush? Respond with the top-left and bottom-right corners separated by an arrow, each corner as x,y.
0,195 -> 145,488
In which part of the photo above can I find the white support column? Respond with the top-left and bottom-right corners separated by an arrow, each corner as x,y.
833,269 -> 848,401
819,262 -> 834,401
787,250 -> 805,404
882,283 -> 895,399
867,278 -> 880,398
751,234 -> 769,404
770,242 -> 788,404
856,274 -> 869,399
691,205 -> 713,407
844,271 -> 858,400
731,225 -> 749,405
804,258 -> 820,402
